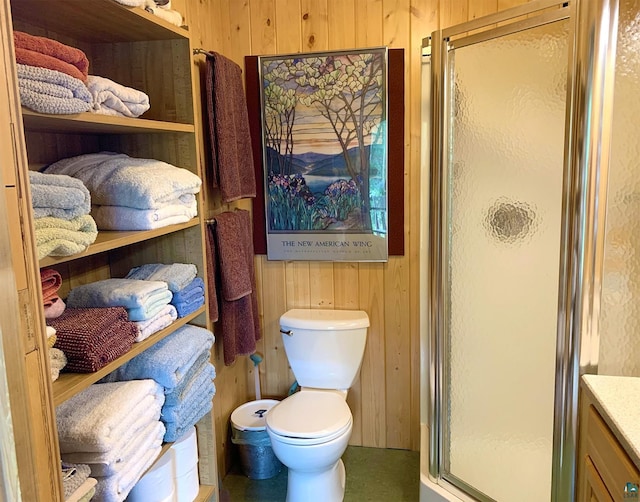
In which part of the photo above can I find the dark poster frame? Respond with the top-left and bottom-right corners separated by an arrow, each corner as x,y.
245,48 -> 404,256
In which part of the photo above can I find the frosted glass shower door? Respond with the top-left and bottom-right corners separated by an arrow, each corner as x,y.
442,20 -> 569,502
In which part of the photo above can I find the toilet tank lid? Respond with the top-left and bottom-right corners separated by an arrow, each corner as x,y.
280,309 -> 369,330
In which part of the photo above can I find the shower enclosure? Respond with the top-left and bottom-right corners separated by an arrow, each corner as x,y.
421,0 -> 621,501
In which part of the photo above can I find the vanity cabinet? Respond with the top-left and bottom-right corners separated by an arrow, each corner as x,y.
578,379 -> 640,502
0,0 -> 219,499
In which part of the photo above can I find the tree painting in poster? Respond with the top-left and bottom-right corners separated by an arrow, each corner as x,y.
260,48 -> 387,246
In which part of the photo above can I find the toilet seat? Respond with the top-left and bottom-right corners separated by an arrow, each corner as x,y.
266,390 -> 352,445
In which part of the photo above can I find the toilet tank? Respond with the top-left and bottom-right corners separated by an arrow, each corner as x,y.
279,309 -> 369,390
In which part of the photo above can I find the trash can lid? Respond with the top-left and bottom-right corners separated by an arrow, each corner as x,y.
231,399 -> 280,431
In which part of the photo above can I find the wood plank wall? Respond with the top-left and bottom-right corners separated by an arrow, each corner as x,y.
172,0 -> 530,474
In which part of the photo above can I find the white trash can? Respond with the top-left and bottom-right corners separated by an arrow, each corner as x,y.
230,399 -> 282,479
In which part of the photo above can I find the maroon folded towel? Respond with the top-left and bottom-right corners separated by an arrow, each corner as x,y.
205,52 -> 256,202
206,210 -> 261,365
40,267 -> 62,305
14,31 -> 89,82
50,307 -> 137,373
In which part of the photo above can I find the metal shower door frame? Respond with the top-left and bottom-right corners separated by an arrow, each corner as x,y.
425,0 -> 619,500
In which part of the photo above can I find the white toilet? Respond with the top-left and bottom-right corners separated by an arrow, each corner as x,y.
265,308 -> 369,502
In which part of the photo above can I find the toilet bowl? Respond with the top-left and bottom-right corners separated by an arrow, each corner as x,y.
266,389 -> 353,502
267,308 -> 369,502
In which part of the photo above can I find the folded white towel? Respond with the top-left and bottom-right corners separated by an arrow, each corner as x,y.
17,64 -> 92,114
66,278 -> 170,310
134,304 -> 178,342
92,444 -> 161,502
62,421 -> 165,477
91,198 -> 197,230
56,380 -> 164,454
86,75 -> 150,118
44,152 -> 202,210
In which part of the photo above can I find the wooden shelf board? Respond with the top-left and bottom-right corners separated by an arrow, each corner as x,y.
52,306 -> 205,406
11,0 -> 189,42
39,218 -> 200,267
195,485 -> 217,502
21,109 -> 195,135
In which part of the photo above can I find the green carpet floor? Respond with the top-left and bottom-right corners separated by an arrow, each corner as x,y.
220,445 -> 420,501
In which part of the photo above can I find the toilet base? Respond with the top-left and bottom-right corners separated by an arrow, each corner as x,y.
286,459 -> 346,502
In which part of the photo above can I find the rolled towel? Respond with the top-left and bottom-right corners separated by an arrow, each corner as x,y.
66,278 -> 171,312
44,152 -> 202,210
44,297 -> 66,320
14,31 -> 89,82
46,325 -> 57,347
29,171 -> 91,220
125,263 -> 197,293
133,304 -> 177,342
17,64 -> 92,115
61,462 -> 91,500
104,325 -> 214,390
92,444 -> 162,502
49,347 -> 67,381
34,214 -> 97,260
163,390 -> 213,442
63,421 -> 165,477
161,363 -> 216,423
90,199 -> 197,230
50,307 -> 138,373
55,380 -> 164,454
86,75 -> 150,118
40,267 -> 62,301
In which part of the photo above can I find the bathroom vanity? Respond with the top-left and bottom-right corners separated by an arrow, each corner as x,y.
577,375 -> 640,501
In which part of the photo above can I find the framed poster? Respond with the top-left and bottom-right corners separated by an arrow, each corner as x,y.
257,48 -> 389,261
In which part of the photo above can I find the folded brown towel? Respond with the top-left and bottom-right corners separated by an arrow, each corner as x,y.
40,267 -> 62,306
205,52 -> 256,202
206,210 -> 261,365
50,307 -> 137,373
14,31 -> 89,83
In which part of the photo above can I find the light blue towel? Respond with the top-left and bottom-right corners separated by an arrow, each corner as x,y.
43,152 -> 202,210
66,278 -> 170,310
17,64 -> 92,114
162,349 -> 211,406
161,363 -> 216,420
163,390 -> 214,442
126,289 -> 174,321
125,263 -> 197,293
105,325 -> 214,390
29,171 -> 91,220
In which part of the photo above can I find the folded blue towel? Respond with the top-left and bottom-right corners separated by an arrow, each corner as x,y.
161,363 -> 216,421
29,171 -> 91,220
66,278 -> 171,310
172,295 -> 205,318
162,389 -> 214,442
106,325 -> 214,390
171,277 -> 204,303
126,289 -> 174,321
163,350 -> 211,406
125,263 -> 197,293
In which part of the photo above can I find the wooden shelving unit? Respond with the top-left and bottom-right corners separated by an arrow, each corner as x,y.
2,0 -> 219,499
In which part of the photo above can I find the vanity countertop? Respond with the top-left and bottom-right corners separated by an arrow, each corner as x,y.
582,374 -> 640,470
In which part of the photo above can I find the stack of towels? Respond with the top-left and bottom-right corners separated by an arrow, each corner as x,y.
61,462 -> 96,502
29,171 -> 97,260
49,307 -> 138,373
56,380 -> 165,502
125,262 -> 205,318
43,152 -> 202,231
102,325 -> 215,442
14,31 -> 150,117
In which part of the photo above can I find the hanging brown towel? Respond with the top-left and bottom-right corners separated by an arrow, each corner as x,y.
206,210 -> 261,365
205,52 -> 256,202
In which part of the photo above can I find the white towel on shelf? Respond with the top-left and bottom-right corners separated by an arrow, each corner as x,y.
56,380 -> 164,454
44,152 -> 202,210
92,443 -> 162,502
17,64 -> 92,114
86,75 -> 150,118
62,421 -> 165,476
90,198 -> 197,230
133,304 -> 178,342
